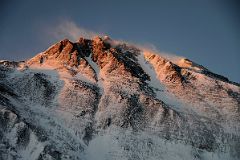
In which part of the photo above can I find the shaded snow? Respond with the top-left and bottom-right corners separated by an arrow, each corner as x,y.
19,133 -> 45,160
84,129 -> 234,160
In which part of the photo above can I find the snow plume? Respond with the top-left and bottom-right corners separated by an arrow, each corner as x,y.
138,43 -> 184,63
51,20 -> 103,41
104,37 -> 185,64
48,20 -> 183,63
116,40 -> 184,64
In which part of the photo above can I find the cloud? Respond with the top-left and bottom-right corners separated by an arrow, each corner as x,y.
49,20 -> 103,41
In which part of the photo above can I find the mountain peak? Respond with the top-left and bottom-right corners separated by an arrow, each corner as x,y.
25,37 -> 239,87
92,36 -> 103,43
1,36 -> 240,160
26,37 -> 150,82
177,58 -> 207,72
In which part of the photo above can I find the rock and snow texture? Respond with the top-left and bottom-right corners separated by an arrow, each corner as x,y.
0,36 -> 240,160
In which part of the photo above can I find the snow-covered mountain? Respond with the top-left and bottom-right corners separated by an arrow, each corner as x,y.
0,36 -> 239,160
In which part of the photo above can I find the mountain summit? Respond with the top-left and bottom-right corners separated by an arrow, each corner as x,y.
0,36 -> 240,160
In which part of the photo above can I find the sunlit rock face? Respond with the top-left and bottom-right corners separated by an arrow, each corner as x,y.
0,36 -> 240,160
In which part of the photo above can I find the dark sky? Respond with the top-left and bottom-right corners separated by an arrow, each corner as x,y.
0,0 -> 239,82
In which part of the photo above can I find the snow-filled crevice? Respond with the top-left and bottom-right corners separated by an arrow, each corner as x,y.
137,52 -> 186,109
85,55 -> 100,79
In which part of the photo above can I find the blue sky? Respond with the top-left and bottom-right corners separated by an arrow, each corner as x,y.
0,0 -> 239,82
